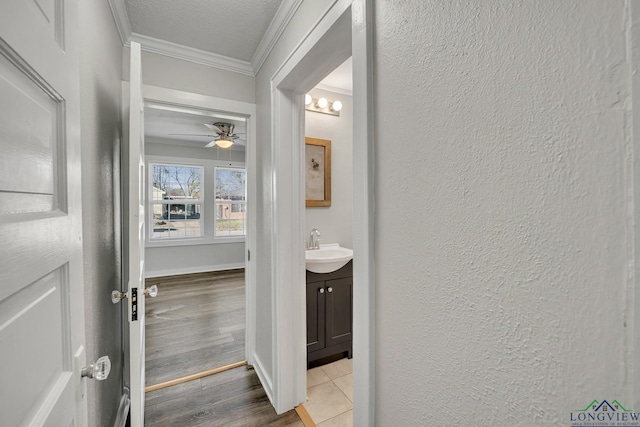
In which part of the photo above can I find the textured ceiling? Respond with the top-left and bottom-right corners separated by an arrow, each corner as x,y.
124,0 -> 284,61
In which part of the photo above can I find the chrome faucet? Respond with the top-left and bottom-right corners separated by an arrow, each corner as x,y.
308,228 -> 321,250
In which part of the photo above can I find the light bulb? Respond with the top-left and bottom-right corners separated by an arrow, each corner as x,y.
305,94 -> 312,105
317,97 -> 328,108
331,100 -> 343,112
215,137 -> 234,148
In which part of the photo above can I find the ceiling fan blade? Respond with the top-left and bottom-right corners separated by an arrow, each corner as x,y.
203,123 -> 224,133
204,140 -> 218,148
169,133 -> 218,137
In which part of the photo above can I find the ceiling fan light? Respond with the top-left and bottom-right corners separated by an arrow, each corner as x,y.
305,94 -> 312,105
215,136 -> 234,148
316,97 -> 328,109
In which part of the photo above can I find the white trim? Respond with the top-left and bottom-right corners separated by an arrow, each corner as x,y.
113,388 -> 130,427
145,262 -> 245,279
106,0 -> 131,45
314,82 -> 353,96
269,0 -> 355,416
129,33 -> 254,76
251,353 -> 274,405
251,0 -> 304,74
143,85 -> 256,116
351,0 -> 375,424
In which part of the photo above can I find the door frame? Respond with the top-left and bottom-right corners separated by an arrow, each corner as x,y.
270,0 -> 375,424
137,83 -> 258,366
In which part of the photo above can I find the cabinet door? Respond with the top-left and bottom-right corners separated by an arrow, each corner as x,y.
325,277 -> 353,348
307,281 -> 325,352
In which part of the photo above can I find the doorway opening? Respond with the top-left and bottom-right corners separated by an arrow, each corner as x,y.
302,57 -> 355,425
135,87 -> 257,399
269,2 -> 374,423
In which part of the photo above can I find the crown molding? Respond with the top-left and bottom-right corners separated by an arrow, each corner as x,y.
108,0 -> 301,76
107,0 -> 132,45
251,0 -> 303,75
128,33 -> 254,76
314,83 -> 352,96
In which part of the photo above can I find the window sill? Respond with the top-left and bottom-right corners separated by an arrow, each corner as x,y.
146,236 -> 245,248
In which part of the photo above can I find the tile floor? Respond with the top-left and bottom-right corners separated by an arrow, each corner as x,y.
304,358 -> 353,426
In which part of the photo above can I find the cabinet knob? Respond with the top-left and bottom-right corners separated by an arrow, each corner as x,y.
319,288 -> 324,294
327,287 -> 333,293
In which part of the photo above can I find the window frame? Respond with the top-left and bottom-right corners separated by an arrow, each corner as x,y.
148,161 -> 205,243
145,155 -> 246,248
214,166 -> 247,239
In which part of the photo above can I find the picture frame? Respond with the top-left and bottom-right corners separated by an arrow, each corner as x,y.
305,137 -> 331,207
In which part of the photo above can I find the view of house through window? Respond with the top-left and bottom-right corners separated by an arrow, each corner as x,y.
150,163 -> 203,239
215,167 -> 246,237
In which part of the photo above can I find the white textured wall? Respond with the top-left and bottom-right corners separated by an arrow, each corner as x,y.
144,142 -> 246,277
374,1 -> 633,425
79,0 -> 124,425
254,0 -> 336,388
305,88 -> 353,248
122,49 -> 255,103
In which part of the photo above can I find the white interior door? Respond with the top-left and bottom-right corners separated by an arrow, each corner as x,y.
0,0 -> 88,426
123,41 -> 147,427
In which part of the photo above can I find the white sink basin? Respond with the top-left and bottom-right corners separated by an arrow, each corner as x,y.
306,244 -> 353,274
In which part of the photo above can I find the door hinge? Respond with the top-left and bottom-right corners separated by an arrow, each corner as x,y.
248,249 -> 251,261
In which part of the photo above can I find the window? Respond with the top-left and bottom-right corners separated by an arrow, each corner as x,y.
215,167 -> 246,237
150,163 -> 203,240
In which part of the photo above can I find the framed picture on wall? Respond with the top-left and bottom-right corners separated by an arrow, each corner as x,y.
305,137 -> 331,207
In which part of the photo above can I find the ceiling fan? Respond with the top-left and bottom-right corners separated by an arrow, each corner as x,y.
170,122 -> 245,149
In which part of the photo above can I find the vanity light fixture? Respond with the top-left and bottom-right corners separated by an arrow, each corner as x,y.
304,93 -> 342,117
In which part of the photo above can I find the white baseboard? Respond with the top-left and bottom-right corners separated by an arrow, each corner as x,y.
252,353 -> 274,407
113,387 -> 130,427
145,263 -> 245,278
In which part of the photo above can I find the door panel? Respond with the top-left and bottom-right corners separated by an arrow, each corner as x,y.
124,41 -> 146,427
0,0 -> 85,425
325,277 -> 352,347
306,281 -> 325,353
0,49 -> 62,215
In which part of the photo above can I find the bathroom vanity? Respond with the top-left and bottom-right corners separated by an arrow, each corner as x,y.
306,260 -> 353,367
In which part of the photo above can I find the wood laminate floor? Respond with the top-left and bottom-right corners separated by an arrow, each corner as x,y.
145,270 -> 246,386
144,366 -> 303,426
